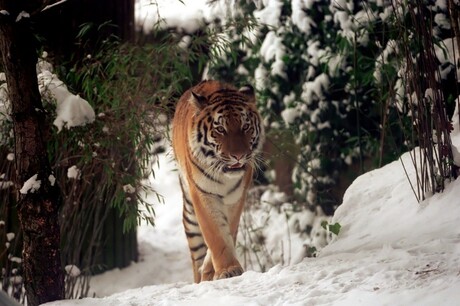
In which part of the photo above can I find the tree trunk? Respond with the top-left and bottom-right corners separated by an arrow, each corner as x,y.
0,6 -> 65,306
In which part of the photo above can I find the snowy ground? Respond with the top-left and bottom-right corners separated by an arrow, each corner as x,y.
43,133 -> 460,305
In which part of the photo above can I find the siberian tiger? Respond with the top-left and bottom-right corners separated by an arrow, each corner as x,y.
172,80 -> 264,282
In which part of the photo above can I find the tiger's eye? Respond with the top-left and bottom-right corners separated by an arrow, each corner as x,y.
216,126 -> 226,134
242,123 -> 250,131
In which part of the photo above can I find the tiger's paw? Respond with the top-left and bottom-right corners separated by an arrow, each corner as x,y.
201,267 -> 215,281
214,265 -> 244,280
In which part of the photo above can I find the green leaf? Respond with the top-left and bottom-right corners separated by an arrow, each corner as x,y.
328,222 -> 342,235
321,221 -> 341,236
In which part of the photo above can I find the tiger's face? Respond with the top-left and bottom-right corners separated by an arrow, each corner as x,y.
189,85 -> 264,176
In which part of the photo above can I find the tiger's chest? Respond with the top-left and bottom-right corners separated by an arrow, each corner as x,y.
185,163 -> 248,206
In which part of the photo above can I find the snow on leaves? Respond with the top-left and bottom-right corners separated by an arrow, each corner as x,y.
37,67 -> 95,132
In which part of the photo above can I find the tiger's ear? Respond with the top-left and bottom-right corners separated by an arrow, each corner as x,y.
190,91 -> 208,110
238,84 -> 256,104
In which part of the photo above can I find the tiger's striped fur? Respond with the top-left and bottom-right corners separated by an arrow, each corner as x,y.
172,80 -> 264,282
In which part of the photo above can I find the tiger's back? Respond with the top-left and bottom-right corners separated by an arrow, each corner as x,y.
172,80 -> 264,282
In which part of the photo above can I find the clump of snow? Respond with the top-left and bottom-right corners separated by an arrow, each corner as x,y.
123,184 -> 136,194
38,69 -> 95,132
19,174 -> 41,194
291,0 -> 316,34
259,31 -> 287,78
67,166 -> 81,180
374,39 -> 398,84
301,73 -> 330,105
15,11 -> 29,22
52,93 -> 95,131
281,108 -> 299,125
2,61 -> 95,132
435,38 -> 460,80
0,180 -> 13,190
254,0 -> 283,28
48,174 -> 56,186
6,232 -> 15,242
0,173 -> 13,190
65,265 -> 81,278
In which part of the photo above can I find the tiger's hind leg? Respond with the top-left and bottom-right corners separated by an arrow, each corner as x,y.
182,194 -> 207,283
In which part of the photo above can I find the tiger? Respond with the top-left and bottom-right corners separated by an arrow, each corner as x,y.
172,80 -> 264,282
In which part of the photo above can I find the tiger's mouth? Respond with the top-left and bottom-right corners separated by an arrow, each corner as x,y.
224,162 -> 245,172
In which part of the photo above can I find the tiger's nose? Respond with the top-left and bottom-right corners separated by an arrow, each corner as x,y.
230,154 -> 245,161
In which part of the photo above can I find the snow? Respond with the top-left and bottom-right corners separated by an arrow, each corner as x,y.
123,184 -> 136,194
15,11 -> 30,22
37,67 -> 95,132
2,59 -> 95,133
41,0 -> 68,12
19,174 -> 41,194
48,174 -> 56,186
291,0 -> 316,34
44,104 -> 460,305
65,265 -> 81,278
435,38 -> 460,80
6,232 -> 15,242
281,108 -> 298,125
301,73 -> 330,105
253,0 -> 283,28
135,0 -> 212,34
66,166 -> 81,180
259,31 -> 287,78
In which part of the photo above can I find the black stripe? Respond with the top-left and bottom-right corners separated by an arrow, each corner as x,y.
194,253 -> 206,262
190,157 -> 222,184
201,147 -> 215,158
203,124 -> 211,146
185,144 -> 221,184
227,177 -> 243,196
185,231 -> 202,238
190,243 -> 206,252
211,100 -> 246,112
179,176 -> 187,194
183,212 -> 199,227
183,199 -> 193,214
193,180 -> 223,199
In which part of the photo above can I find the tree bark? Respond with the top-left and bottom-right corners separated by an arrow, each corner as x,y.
0,5 -> 64,306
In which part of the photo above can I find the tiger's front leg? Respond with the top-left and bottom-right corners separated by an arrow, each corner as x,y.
201,248 -> 243,281
190,190 -> 244,280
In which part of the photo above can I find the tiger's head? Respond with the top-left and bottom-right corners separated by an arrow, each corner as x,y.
189,84 -> 264,177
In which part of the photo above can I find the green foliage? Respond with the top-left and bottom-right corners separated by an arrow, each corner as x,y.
321,221 -> 341,236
